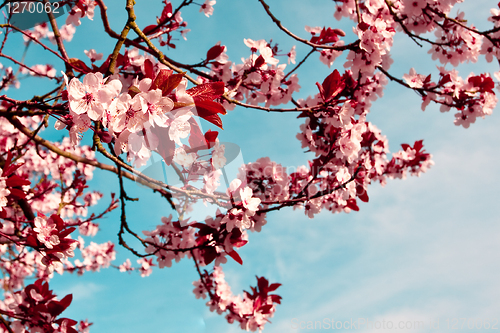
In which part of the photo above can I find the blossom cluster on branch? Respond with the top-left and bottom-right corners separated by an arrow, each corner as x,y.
0,0 -> 497,331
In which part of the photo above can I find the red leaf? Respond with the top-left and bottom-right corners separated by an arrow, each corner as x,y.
401,143 -> 411,151
271,294 -> 282,304
97,130 -> 113,144
195,100 -> 226,129
413,140 -> 424,151
187,82 -> 225,102
151,70 -> 184,96
68,58 -> 91,74
227,250 -> 243,265
143,59 -> 155,79
8,188 -> 26,199
321,69 -> 345,101
59,294 -> 73,310
25,234 -> 38,247
151,69 -> 171,90
47,294 -> 72,317
346,198 -> 359,211
160,2 -> 173,21
259,304 -> 273,314
267,283 -> 281,292
58,227 -> 76,239
254,55 -> 265,68
257,276 -> 268,292
50,214 -> 65,230
204,130 -> 218,149
195,100 -> 226,116
199,113 -> 223,129
143,25 -> 158,36
206,44 -> 225,61
357,190 -> 369,203
202,247 -> 217,265
358,22 -> 370,31
5,175 -> 30,187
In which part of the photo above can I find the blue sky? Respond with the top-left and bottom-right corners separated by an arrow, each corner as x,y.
3,0 -> 500,332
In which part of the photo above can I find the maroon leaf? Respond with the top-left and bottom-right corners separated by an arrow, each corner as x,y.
143,25 -> 158,36
206,44 -> 225,61
358,21 -> 370,31
8,188 -> 26,199
320,69 -> 345,101
271,294 -> 282,304
357,189 -> 369,203
204,130 -> 218,149
50,214 -> 65,230
202,247 -> 217,265
159,2 -> 173,21
47,293 -> 72,317
346,198 -> 359,211
259,304 -> 273,314
257,276 -> 268,292
227,250 -> 243,265
151,69 -> 172,90
97,130 -> 113,144
58,227 -> 76,239
254,55 -> 265,68
5,175 -> 30,187
143,59 -> 155,79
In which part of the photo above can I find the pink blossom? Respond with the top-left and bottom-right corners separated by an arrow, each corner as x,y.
402,68 -> 427,88
139,89 -> 174,127
287,46 -> 297,64
33,216 -> 60,249
169,112 -> 192,145
137,258 -> 155,277
200,0 -> 216,17
240,187 -> 261,215
67,73 -> 121,121
84,49 -> 103,62
107,93 -> 146,133
173,147 -> 196,168
119,259 -> 133,272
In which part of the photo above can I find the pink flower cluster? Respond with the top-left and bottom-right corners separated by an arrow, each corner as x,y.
193,266 -> 281,332
206,39 -> 301,110
0,279 -> 82,333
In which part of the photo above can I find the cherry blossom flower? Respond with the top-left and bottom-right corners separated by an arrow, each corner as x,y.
240,187 -> 261,216
402,68 -> 427,88
67,73 -> 121,121
139,89 -> 174,127
287,46 -> 297,64
173,147 -> 196,168
107,93 -> 146,133
84,49 -> 103,62
33,216 -> 60,249
137,258 -> 155,277
169,112 -> 192,145
119,259 -> 133,273
200,0 -> 216,17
